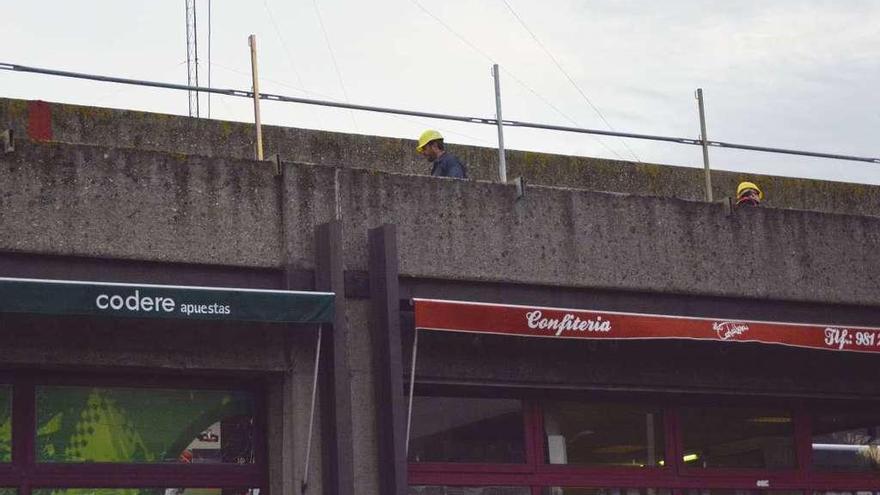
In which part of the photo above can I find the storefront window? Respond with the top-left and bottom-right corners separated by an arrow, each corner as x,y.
408,397 -> 525,463
542,489 -> 671,495
35,386 -> 254,464
813,410 -> 880,472
542,402 -> 664,467
0,385 -> 10,462
680,406 -> 795,469
408,487 -> 529,495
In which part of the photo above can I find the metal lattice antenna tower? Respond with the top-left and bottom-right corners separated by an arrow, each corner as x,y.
185,0 -> 200,117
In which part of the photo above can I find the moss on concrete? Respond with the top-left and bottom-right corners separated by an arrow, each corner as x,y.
75,105 -> 116,122
2,96 -> 879,218
219,120 -> 235,139
6,99 -> 28,119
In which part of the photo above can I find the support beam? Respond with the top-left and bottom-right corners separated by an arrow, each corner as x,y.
368,224 -> 407,495
315,221 -> 354,495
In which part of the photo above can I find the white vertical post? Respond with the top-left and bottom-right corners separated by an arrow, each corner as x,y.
492,64 -> 508,183
249,34 -> 264,160
405,328 -> 419,457
696,88 -> 713,201
301,325 -> 322,494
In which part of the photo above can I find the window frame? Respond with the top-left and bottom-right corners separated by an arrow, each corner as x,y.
407,389 -> 880,494
0,371 -> 267,494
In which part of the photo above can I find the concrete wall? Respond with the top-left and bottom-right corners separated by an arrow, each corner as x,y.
0,140 -> 282,267
3,97 -> 880,218
2,139 -> 879,307
2,100 -> 880,495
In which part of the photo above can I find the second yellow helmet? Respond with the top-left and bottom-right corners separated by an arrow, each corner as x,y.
736,181 -> 763,200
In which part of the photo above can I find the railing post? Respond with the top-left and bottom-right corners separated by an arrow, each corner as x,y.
249,34 -> 264,160
492,64 -> 508,183
696,88 -> 713,201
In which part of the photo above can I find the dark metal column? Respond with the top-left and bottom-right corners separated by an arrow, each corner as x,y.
369,224 -> 407,495
315,221 -> 354,495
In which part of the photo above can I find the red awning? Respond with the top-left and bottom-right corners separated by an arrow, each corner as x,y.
413,298 -> 880,354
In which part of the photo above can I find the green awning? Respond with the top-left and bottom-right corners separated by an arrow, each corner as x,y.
0,277 -> 334,324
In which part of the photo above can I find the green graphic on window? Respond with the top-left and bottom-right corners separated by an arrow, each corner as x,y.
0,386 -> 11,462
34,489 -> 154,495
36,386 -> 254,464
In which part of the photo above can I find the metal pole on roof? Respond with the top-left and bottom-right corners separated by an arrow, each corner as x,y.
207,0 -> 212,118
184,0 -> 200,118
696,88 -> 713,201
492,64 -> 508,183
248,34 -> 264,160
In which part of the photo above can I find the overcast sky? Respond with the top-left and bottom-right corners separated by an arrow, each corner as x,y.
3,1 -> 879,184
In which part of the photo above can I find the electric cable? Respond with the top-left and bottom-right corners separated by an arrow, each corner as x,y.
500,0 -> 641,162
408,0 -> 628,161
410,0 -> 495,64
209,61 -> 491,144
262,0 -> 327,127
311,0 -> 358,131
211,61 -> 324,97
262,0 -> 306,90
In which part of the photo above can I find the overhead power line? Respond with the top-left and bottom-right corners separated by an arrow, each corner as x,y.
2,62 -> 878,166
261,0 -> 332,128
209,61 -> 492,144
500,0 -> 641,162
410,0 -> 495,63
409,0 -> 628,161
311,0 -> 358,130
262,0 -> 305,90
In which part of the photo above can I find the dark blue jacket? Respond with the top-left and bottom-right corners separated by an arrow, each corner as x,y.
431,152 -> 467,178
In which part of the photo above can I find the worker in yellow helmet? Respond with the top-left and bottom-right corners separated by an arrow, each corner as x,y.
416,130 -> 468,178
736,181 -> 763,207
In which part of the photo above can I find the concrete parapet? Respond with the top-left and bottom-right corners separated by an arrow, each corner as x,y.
2,139 -> 878,307
0,140 -> 282,267
2,97 -> 879,217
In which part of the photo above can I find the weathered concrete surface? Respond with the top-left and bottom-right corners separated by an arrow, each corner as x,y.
335,166 -> 880,307
3,97 -> 880,217
2,139 -> 879,307
345,300 -> 380,495
0,140 -> 282,267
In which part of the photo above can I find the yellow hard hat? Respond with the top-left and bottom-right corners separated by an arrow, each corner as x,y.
416,129 -> 443,153
736,181 -> 763,200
